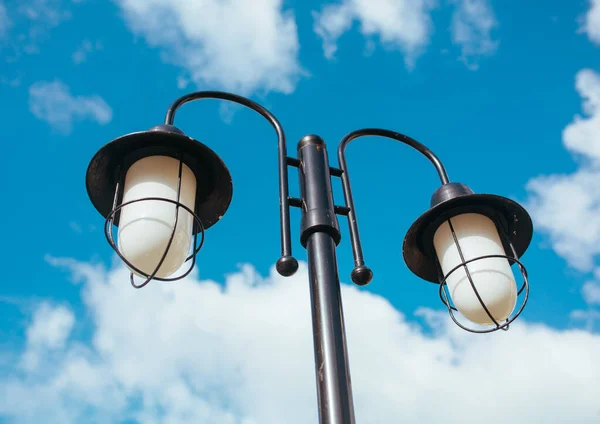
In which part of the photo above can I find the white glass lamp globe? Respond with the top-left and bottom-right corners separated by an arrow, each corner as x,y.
433,213 -> 517,325
117,155 -> 197,278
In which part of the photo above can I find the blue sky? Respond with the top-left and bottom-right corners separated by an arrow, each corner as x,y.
1,0 -> 600,422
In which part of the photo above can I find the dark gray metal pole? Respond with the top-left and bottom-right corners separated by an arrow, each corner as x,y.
297,134 -> 356,424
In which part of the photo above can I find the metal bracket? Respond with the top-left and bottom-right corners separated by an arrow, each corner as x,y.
289,196 -> 349,217
287,156 -> 343,178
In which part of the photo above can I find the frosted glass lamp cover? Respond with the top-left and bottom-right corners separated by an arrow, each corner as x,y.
117,155 -> 197,278
433,213 -> 517,325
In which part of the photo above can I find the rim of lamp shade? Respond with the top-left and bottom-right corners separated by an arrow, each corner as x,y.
86,126 -> 233,232
402,193 -> 533,283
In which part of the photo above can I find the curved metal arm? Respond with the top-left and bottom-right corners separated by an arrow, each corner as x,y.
337,128 -> 450,282
165,91 -> 298,276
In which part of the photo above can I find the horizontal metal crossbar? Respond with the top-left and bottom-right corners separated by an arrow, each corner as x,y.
286,156 -> 344,177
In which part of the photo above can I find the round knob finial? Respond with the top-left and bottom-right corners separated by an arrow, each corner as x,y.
351,266 -> 373,286
276,256 -> 299,277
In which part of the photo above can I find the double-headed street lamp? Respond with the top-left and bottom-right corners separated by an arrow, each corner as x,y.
86,91 -> 532,424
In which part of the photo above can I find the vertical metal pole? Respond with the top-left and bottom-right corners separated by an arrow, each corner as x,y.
297,134 -> 356,424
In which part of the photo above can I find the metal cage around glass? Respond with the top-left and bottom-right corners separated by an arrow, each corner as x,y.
434,216 -> 530,333
403,182 -> 533,332
104,154 -> 206,288
86,125 -> 233,289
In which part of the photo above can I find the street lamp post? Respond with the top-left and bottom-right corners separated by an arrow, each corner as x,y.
85,91 -> 532,424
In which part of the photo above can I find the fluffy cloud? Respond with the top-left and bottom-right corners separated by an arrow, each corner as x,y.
28,80 -> 112,134
584,282 -> 600,306
526,69 -> 600,325
313,0 -> 436,67
1,258 -> 599,423
576,270 -> 600,329
25,303 -> 74,350
564,69 -> 600,161
582,0 -> 600,44
115,0 -> 302,95
450,0 -> 498,70
526,170 -> 600,271
313,0 -> 497,69
21,303 -> 75,372
526,69 -> 600,271
528,1 -> 600,320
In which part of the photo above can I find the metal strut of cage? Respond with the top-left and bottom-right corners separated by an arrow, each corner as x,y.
104,153 -> 206,289
435,216 -> 529,333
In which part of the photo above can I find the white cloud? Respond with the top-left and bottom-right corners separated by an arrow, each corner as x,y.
571,308 -> 600,332
583,270 -> 600,305
115,0 -> 302,95
564,69 -> 600,162
450,0 -> 498,70
313,0 -> 499,69
526,69 -> 600,326
25,303 -> 74,350
313,0 -> 436,67
526,69 -> 600,272
313,2 -> 354,60
582,0 -> 600,44
526,170 -> 600,271
72,39 -> 102,64
21,303 -> 75,372
28,80 -> 112,134
1,258 -> 600,423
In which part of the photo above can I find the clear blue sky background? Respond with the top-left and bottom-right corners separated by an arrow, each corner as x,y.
1,1 -> 600,423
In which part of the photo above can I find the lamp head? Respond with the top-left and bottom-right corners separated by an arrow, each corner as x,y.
85,124 -> 233,287
403,182 -> 533,332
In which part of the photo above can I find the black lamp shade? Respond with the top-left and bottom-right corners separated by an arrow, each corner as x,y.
86,125 -> 233,232
402,184 -> 533,283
